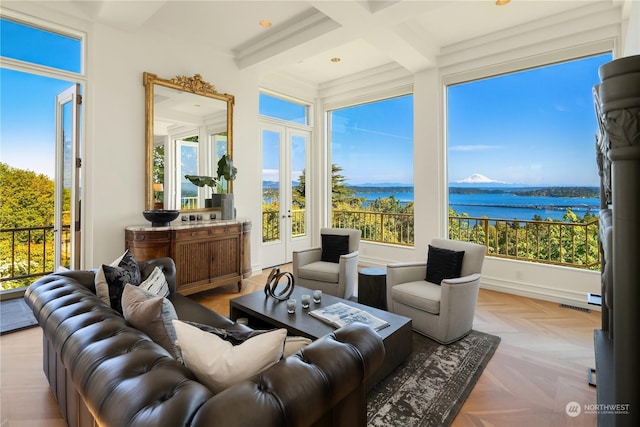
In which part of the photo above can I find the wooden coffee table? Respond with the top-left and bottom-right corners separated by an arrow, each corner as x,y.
230,285 -> 412,390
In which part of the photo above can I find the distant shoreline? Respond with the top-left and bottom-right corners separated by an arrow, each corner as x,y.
347,185 -> 599,199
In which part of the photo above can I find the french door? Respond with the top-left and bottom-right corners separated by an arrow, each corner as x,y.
260,123 -> 311,267
54,84 -> 82,269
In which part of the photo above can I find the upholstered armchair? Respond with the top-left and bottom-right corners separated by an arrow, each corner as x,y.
293,228 -> 361,299
386,238 -> 486,344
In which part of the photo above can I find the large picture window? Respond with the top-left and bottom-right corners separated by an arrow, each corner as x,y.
446,52 -> 612,269
328,94 -> 414,246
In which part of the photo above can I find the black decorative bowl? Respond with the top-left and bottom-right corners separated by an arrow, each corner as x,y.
143,210 -> 180,227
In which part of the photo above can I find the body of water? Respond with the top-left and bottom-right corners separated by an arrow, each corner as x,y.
352,187 -> 600,221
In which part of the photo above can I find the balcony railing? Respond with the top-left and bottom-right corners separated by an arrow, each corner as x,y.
332,210 -> 414,246
262,210 -> 599,269
262,209 -> 415,246
262,209 -> 306,242
1,225 -> 71,290
449,215 -> 600,269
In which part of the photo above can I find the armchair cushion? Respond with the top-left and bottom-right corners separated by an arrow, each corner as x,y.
298,261 -> 340,283
391,281 -> 441,315
425,245 -> 465,285
321,234 -> 350,263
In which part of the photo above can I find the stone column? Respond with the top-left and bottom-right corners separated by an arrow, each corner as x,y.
598,54 -> 640,427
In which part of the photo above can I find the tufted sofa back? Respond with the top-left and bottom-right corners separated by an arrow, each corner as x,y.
25,264 -> 385,427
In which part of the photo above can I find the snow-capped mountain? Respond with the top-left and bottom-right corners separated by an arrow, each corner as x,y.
454,174 -> 507,184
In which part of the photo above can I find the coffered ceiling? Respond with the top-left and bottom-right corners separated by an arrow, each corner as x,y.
18,0 -> 629,87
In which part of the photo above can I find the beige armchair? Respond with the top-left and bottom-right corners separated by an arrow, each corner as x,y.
292,228 -> 361,299
387,238 -> 486,344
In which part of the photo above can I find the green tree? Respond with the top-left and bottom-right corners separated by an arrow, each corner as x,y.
0,163 -> 56,289
292,169 -> 306,208
331,164 -> 361,208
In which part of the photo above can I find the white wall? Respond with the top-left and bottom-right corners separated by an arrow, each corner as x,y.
623,0 -> 640,56
85,24 -> 262,269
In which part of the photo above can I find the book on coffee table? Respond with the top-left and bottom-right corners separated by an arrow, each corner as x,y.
309,302 -> 390,331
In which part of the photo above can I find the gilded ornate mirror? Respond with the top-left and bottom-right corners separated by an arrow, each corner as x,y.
144,72 -> 234,211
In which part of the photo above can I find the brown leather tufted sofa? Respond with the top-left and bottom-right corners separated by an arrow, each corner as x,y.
25,258 -> 385,427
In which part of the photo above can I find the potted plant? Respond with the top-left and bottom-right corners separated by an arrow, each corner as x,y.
184,154 -> 237,214
184,174 -> 218,208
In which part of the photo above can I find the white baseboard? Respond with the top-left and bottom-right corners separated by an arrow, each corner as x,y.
480,275 -> 600,311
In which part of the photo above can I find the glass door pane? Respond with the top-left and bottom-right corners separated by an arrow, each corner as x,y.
290,134 -> 307,238
262,129 -> 281,243
177,139 -> 199,209
55,84 -> 80,270
59,100 -> 73,268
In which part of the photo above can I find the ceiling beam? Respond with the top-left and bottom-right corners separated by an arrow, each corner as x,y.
309,0 -> 441,72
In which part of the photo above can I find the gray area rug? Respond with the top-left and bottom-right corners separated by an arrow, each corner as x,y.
367,330 -> 500,427
1,298 -> 38,335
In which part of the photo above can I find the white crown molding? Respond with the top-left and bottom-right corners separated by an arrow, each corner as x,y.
319,62 -> 412,104
441,1 -> 617,58
438,5 -> 621,81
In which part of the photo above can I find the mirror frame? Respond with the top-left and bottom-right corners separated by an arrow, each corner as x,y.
143,72 -> 234,211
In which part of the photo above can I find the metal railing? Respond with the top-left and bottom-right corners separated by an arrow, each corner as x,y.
449,215 -> 600,269
260,210 -> 600,269
1,225 -> 71,290
332,210 -> 414,246
181,196 -> 198,210
262,209 -> 306,242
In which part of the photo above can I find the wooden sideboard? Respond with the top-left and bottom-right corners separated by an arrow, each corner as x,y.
125,219 -> 251,296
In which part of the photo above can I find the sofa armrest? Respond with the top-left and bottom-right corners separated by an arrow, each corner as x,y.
191,323 -> 385,427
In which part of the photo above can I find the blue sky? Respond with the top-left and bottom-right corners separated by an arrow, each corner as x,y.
1,18 -> 81,178
448,52 -> 612,186
330,95 -> 414,185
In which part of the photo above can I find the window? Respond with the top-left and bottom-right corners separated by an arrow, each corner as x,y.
446,52 -> 612,268
1,16 -> 84,291
259,92 -> 309,125
0,17 -> 82,73
328,94 -> 414,246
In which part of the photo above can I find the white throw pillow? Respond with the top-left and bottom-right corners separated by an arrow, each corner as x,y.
172,320 -> 287,394
138,266 -> 170,297
283,336 -> 312,357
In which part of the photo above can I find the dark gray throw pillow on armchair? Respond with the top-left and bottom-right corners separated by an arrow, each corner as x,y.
321,234 -> 350,263
425,245 -> 465,285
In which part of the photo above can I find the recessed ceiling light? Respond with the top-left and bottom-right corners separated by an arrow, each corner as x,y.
259,20 -> 272,28
495,0 -> 511,5
331,57 -> 341,63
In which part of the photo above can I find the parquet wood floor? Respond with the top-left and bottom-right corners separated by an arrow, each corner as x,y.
0,265 -> 599,426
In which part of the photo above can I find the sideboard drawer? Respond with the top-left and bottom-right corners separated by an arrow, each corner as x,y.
173,224 -> 240,241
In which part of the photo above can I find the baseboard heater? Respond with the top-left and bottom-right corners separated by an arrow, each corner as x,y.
559,303 -> 591,313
